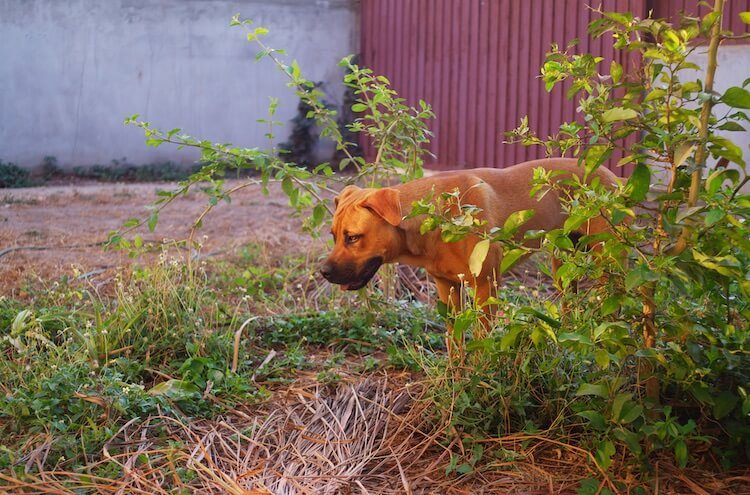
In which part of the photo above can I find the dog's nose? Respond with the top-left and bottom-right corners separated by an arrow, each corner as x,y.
319,262 -> 333,280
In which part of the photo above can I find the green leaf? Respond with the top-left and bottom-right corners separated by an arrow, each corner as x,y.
516,307 -> 560,329
558,332 -> 592,345
675,206 -> 704,223
610,60 -> 622,84
600,295 -> 622,316
601,107 -> 638,122
281,176 -> 294,196
706,168 -> 739,194
625,264 -> 658,290
503,209 -> 535,234
674,440 -> 688,468
584,144 -> 613,175
704,208 -> 724,226
619,403 -> 643,424
420,217 -> 438,235
613,428 -> 642,455
147,211 -> 159,232
351,103 -> 368,112
499,325 -> 524,350
563,213 -> 588,234
148,380 -> 200,400
312,203 -> 326,225
594,349 -> 610,369
500,248 -> 527,273
469,239 -> 491,277
644,88 -> 667,102
709,135 -> 746,167
740,11 -> 750,24
578,410 -> 606,430
721,86 -> 750,109
576,383 -> 608,398
453,311 -> 475,339
673,143 -> 695,168
713,391 -> 739,419
247,26 -> 269,42
692,249 -> 739,277
611,392 -> 631,422
625,163 -> 650,202
577,478 -> 602,495
594,440 -> 616,469
717,121 -> 746,132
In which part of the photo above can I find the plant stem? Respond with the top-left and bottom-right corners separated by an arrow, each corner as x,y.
640,0 -> 725,409
671,0 -> 724,255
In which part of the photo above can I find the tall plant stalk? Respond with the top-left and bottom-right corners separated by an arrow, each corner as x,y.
671,0 -> 725,255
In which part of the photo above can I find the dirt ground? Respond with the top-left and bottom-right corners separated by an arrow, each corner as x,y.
0,180 -> 319,297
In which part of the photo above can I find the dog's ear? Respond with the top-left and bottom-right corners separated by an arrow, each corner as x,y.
361,188 -> 402,226
334,185 -> 360,209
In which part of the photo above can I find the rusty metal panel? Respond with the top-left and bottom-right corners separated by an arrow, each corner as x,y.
360,0 -> 654,174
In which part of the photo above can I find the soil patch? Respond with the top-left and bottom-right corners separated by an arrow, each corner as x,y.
0,181 -> 319,297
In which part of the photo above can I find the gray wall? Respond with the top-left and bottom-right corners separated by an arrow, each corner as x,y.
0,0 -> 359,168
690,44 -> 750,162
651,44 -> 750,188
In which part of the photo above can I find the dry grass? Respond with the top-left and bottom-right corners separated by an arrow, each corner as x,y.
3,373 -> 748,494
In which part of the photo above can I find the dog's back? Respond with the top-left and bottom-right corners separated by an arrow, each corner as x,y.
397,158 -> 618,235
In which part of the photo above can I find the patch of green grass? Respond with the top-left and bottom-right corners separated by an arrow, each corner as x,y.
0,245 -> 440,472
71,159 -> 205,183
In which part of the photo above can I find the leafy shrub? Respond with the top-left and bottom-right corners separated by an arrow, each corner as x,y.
40,155 -> 62,180
416,5 -> 750,472
278,81 -> 330,169
0,160 -> 32,188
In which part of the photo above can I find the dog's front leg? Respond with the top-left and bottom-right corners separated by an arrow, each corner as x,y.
433,276 -> 462,358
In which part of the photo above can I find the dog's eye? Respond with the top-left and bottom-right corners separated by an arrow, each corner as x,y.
345,234 -> 362,245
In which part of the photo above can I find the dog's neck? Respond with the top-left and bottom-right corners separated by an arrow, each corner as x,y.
392,187 -> 436,266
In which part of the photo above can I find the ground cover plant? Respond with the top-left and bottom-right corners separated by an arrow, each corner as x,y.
2,3 -> 749,494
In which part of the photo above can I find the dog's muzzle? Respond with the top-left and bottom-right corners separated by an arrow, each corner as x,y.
320,256 -> 384,291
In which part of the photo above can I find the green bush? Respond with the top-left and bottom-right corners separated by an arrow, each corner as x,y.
416,5 -> 750,472
0,160 -> 32,188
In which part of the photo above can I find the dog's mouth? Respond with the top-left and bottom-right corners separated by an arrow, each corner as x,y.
334,257 -> 384,291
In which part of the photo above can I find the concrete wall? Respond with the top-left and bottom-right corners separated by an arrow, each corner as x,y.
689,44 -> 750,168
650,44 -> 750,188
0,0 -> 359,169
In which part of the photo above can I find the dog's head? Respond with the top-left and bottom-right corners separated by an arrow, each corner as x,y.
319,185 -> 402,290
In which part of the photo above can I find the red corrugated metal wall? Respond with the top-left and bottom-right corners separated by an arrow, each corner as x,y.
360,0 -> 748,174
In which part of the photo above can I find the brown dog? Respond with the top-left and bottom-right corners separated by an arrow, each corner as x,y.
320,158 -> 618,313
